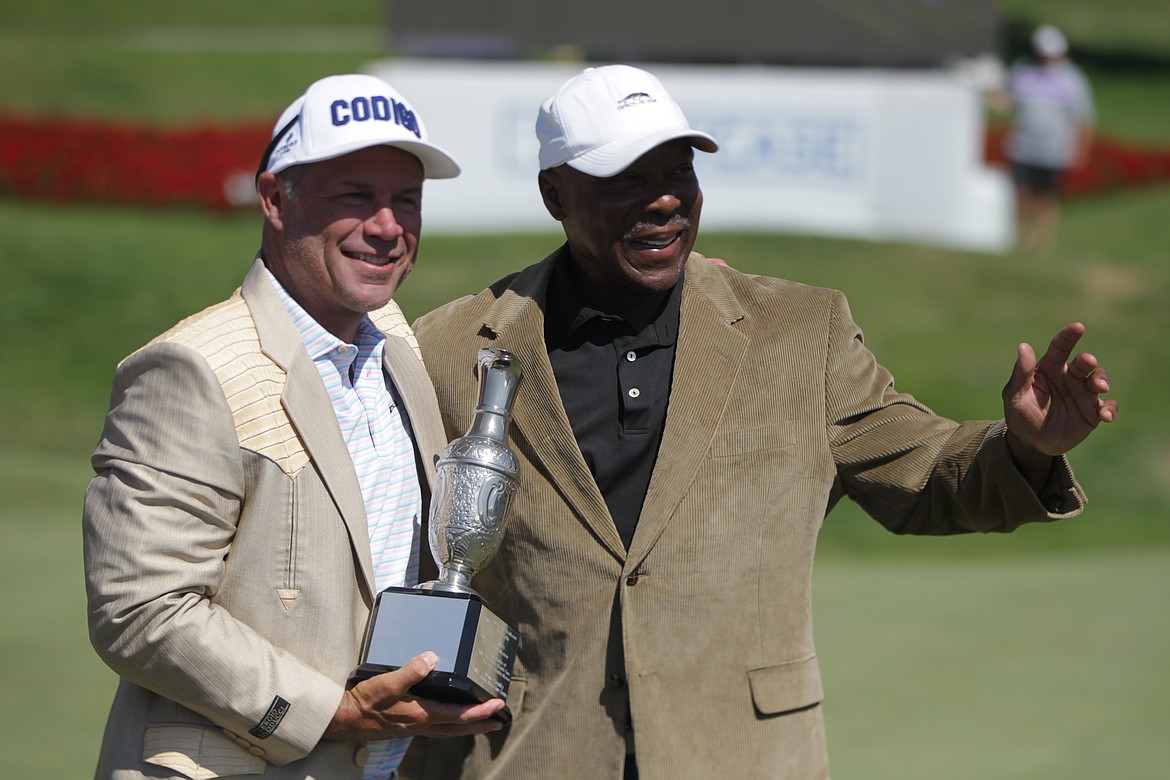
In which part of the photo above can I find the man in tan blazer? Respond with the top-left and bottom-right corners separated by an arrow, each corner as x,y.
406,65 -> 1118,779
83,75 -> 503,780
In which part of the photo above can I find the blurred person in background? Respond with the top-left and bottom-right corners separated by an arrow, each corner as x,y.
406,64 -> 1118,780
82,74 -> 503,780
1001,24 -> 1096,253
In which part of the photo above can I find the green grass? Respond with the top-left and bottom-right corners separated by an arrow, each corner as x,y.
1,2 -> 1168,777
0,449 -> 114,778
1,0 -> 387,29
814,547 -> 1170,780
3,2 -> 1170,145
0,31 -> 386,122
5,192 -> 1168,555
1000,0 -> 1170,57
3,190 -> 1167,777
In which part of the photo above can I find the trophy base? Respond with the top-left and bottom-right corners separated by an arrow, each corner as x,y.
355,586 -> 519,723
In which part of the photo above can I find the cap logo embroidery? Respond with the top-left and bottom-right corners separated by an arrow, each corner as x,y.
617,92 -> 656,110
271,132 -> 298,160
329,96 -> 422,138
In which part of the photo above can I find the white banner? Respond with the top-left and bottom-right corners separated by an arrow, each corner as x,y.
369,59 -> 1011,252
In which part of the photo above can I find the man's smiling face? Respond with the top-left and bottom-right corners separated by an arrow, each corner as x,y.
260,145 -> 424,341
540,139 -> 703,313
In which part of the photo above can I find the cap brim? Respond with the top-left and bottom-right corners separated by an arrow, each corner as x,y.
565,129 -> 719,178
388,140 -> 462,180
269,136 -> 461,180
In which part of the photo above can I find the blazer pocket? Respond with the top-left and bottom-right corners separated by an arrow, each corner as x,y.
747,655 -> 824,716
710,421 -> 796,458
143,724 -> 266,778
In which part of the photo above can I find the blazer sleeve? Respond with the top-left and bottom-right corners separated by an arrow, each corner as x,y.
82,342 -> 344,765
823,290 -> 1086,534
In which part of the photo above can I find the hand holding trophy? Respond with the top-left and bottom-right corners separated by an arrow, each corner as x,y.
356,348 -> 522,722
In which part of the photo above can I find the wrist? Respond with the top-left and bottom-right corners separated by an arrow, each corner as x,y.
322,690 -> 363,742
1005,429 -> 1056,491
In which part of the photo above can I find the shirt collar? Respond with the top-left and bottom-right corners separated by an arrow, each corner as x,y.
544,253 -> 682,350
260,261 -> 385,371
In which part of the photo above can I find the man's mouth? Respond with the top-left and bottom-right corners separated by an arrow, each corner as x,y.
345,250 -> 394,267
629,233 -> 679,250
627,222 -> 688,251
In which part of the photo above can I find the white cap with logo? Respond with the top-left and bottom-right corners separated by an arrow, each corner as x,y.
536,65 -> 719,177
259,73 -> 460,180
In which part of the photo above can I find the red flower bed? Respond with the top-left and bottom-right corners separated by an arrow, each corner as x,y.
984,126 -> 1170,196
1,115 -> 1169,211
0,115 -> 270,210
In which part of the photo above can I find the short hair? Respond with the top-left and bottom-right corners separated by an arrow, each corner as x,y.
277,165 -> 306,201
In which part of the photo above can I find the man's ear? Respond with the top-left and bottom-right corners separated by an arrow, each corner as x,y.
256,172 -> 285,230
537,169 -> 566,222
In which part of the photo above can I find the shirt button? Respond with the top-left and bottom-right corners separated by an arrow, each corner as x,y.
626,350 -> 637,362
606,673 -> 626,688
354,745 -> 370,767
628,387 -> 641,398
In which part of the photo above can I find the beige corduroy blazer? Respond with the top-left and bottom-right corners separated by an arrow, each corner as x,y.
405,248 -> 1086,780
83,258 -> 448,779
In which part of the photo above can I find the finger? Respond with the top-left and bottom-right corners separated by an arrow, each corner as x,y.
419,696 -> 506,725
1090,367 -> 1111,393
426,718 -> 507,737
1099,398 -> 1119,423
1068,351 -> 1100,381
1069,354 -> 1116,402
1005,341 -> 1037,394
393,651 -> 439,689
457,698 -> 507,722
356,652 -> 438,704
1036,322 -> 1086,370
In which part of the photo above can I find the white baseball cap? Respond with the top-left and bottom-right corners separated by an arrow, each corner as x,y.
536,65 -> 718,177
1032,24 -> 1068,58
258,73 -> 460,180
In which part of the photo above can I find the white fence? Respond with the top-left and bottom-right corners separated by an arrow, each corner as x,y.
369,59 -> 1011,252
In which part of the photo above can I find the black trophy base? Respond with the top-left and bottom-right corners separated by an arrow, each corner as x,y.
355,586 -> 519,723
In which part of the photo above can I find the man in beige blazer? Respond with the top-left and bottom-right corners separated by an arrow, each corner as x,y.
83,75 -> 503,780
406,66 -> 1118,779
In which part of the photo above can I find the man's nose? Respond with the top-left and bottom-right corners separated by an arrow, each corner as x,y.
367,206 -> 405,239
645,192 -> 682,214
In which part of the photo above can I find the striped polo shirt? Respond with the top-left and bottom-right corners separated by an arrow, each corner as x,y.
264,265 -> 421,778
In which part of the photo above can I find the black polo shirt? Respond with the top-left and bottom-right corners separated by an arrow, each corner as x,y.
544,257 -> 681,550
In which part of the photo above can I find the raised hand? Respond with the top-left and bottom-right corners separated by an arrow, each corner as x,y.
1002,322 -> 1117,460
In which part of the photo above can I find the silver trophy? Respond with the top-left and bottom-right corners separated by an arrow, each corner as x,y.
357,348 -> 522,719
420,347 -> 522,595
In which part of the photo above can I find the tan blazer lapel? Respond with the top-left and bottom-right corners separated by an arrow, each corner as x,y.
628,259 -> 749,564
485,254 -> 627,561
242,260 -> 377,601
